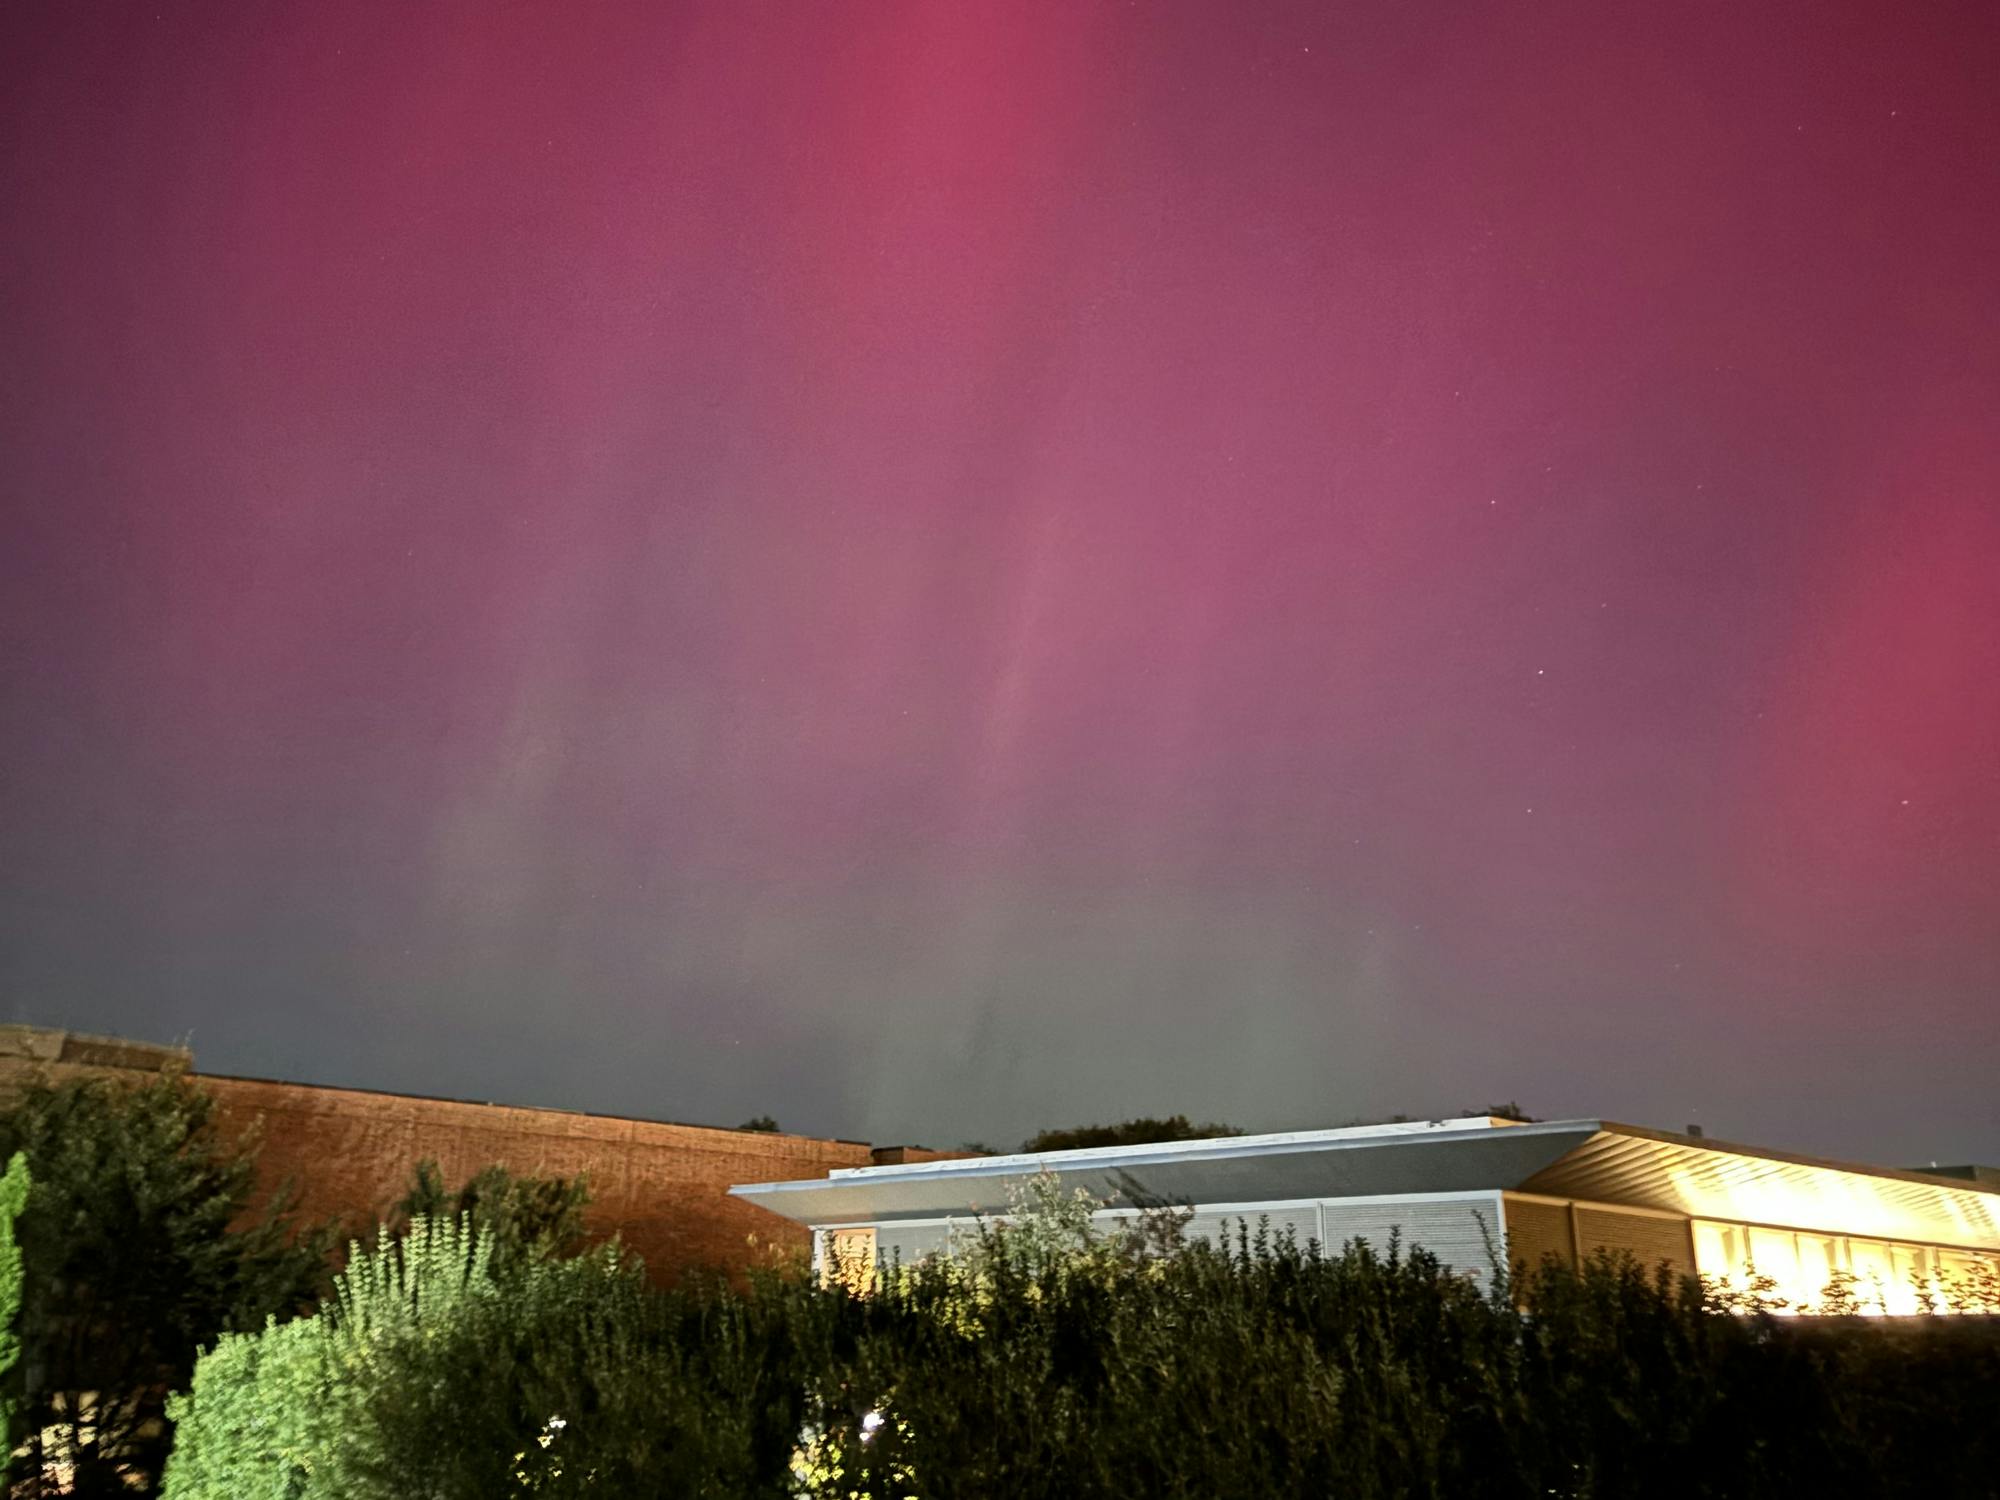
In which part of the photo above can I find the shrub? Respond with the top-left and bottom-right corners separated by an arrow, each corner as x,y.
0,1151 -> 28,1480
164,1204 -> 2000,1500
165,1218 -> 810,1500
0,1070 -> 329,1498
162,1217 -> 496,1500
392,1158 -> 594,1266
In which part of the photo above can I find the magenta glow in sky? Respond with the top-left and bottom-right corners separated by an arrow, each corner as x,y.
3,0 -> 1996,1162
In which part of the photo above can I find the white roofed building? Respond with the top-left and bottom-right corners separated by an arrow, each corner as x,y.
732,1116 -> 2000,1314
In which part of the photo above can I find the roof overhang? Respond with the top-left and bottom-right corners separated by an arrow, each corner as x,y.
730,1118 -> 2000,1252
731,1117 -> 1594,1225
1520,1125 -> 2000,1249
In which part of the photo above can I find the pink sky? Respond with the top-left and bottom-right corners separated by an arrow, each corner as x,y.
3,0 -> 1995,1161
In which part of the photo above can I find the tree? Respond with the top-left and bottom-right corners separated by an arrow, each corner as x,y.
0,1151 -> 29,1483
738,1115 -> 780,1133
0,1069 -> 330,1498
393,1158 -> 592,1268
1022,1115 -> 1244,1153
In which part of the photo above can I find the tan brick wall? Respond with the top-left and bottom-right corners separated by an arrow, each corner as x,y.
1574,1204 -> 1697,1276
1500,1194 -> 1576,1273
201,1074 -> 878,1278
0,1026 -> 917,1282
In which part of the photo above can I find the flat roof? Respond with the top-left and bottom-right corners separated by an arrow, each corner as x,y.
826,1114 -> 1533,1181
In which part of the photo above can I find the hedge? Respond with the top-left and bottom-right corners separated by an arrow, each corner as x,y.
162,1215 -> 2000,1500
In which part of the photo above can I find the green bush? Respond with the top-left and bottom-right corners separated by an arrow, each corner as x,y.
164,1209 -> 2000,1500
0,1070 -> 329,1497
162,1217 -> 496,1500
0,1151 -> 28,1480
164,1217 -> 810,1500
391,1158 -> 594,1267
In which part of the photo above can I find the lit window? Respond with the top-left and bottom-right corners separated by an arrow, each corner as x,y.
1748,1227 -> 1801,1291
1889,1245 -> 1933,1314
824,1228 -> 878,1294
1846,1239 -> 1896,1313
1691,1220 -> 1741,1279
1795,1234 -> 1845,1304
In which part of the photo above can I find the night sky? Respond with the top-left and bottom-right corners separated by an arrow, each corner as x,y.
3,1 -> 1996,1165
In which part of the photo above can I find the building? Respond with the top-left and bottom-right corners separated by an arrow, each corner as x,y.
0,1024 -> 964,1280
732,1115 -> 2000,1312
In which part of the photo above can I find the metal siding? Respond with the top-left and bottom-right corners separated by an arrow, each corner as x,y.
737,1124 -> 1598,1225
1319,1197 -> 1503,1285
1180,1206 -> 1321,1254
874,1221 -> 955,1267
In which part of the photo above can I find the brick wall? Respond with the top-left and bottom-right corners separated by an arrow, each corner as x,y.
202,1073 -> 880,1276
0,1025 -> 971,1281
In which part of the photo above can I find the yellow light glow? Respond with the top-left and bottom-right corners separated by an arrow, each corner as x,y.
1691,1217 -> 2000,1315
1659,1155 -> 2000,1249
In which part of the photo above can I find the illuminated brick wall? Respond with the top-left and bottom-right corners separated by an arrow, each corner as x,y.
199,1073 -> 881,1275
0,1025 -> 967,1281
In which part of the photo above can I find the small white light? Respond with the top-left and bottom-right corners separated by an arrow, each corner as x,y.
860,1410 -> 885,1443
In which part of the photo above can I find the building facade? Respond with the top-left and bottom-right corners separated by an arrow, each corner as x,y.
0,1024 -> 962,1280
733,1115 -> 2000,1313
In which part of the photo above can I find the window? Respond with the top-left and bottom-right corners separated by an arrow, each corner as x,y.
1748,1227 -> 1801,1290
1692,1220 -> 1745,1279
1889,1245 -> 1933,1314
823,1227 -> 878,1294
1694,1220 -> 1986,1314
1795,1233 -> 1845,1299
1846,1239 -> 1895,1312
1937,1250 -> 2000,1313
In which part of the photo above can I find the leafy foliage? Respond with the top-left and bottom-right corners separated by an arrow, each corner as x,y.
393,1158 -> 593,1267
0,1151 -> 28,1479
1020,1114 -> 1243,1153
166,1217 -> 809,1500
163,1217 -> 496,1499
1937,1257 -> 2000,1313
737,1116 -> 781,1133
162,1186 -> 2000,1500
0,1070 -> 330,1499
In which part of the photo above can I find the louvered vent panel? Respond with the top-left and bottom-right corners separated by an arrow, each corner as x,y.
875,1222 -> 952,1267
1574,1207 -> 1696,1276
1182,1211 -> 1248,1252
1502,1197 -> 1575,1273
1320,1198 -> 1503,1286
1180,1208 -> 1321,1255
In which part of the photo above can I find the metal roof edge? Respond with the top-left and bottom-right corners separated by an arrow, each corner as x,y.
731,1117 -> 1608,1199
